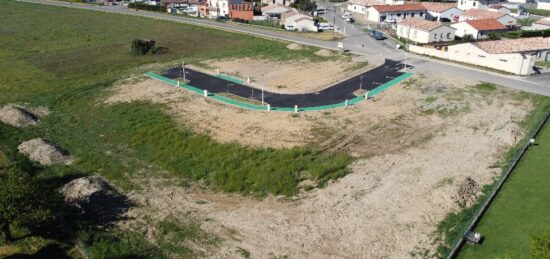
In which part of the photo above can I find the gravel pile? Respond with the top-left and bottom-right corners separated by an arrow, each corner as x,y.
18,138 -> 72,165
0,105 -> 39,128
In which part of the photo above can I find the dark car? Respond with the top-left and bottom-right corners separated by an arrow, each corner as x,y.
368,30 -> 386,40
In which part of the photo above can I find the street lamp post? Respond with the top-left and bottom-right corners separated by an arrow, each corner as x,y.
261,74 -> 265,106
182,59 -> 186,83
360,74 -> 363,90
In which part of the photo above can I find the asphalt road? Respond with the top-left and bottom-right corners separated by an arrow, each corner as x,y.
17,0 -> 550,97
163,59 -> 405,107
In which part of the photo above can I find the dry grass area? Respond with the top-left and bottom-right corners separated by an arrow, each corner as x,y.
199,57 -> 372,94
107,67 -> 534,258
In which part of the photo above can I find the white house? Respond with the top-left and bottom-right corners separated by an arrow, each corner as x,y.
460,9 -> 517,26
261,0 -> 296,6
506,0 -> 532,4
262,4 -> 293,19
532,17 -> 550,30
347,0 -> 384,14
284,14 -> 318,31
397,18 -> 456,43
207,0 -> 242,17
451,18 -> 508,39
457,0 -> 499,10
366,4 -> 427,23
538,0 -> 550,10
409,37 -> 550,75
421,2 -> 463,22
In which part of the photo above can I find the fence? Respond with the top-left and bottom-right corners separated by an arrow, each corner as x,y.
144,71 -> 414,112
447,110 -> 550,259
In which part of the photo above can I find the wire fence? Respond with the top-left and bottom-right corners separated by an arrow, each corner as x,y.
144,71 -> 414,112
447,110 -> 550,259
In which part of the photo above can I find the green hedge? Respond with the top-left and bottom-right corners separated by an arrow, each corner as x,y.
128,2 -> 164,12
497,29 -> 550,39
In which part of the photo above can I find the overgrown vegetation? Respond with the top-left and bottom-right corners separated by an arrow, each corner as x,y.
128,2 -> 164,12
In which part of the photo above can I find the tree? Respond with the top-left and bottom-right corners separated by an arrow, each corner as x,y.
0,168 -> 53,243
291,0 -> 316,13
532,231 -> 550,259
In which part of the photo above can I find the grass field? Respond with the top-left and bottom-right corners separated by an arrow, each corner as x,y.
0,1 -> 351,256
458,120 -> 550,258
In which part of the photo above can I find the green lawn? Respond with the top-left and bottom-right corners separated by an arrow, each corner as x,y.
459,120 -> 550,258
0,1 -> 351,256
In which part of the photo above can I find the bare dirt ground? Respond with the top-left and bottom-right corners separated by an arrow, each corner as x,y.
199,57 -> 372,94
107,66 -> 533,258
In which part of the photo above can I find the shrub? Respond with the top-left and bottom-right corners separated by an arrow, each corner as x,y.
131,39 -> 156,56
531,231 -> 550,259
128,2 -> 164,12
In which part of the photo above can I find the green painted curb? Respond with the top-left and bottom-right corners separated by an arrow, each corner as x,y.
145,71 -> 414,112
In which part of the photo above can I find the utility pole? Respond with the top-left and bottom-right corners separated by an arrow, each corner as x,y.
182,59 -> 186,83
332,5 -> 336,40
360,74 -> 363,90
261,74 -> 265,106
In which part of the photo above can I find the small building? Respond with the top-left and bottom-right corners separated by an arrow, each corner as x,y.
284,14 -> 318,31
451,19 -> 508,39
532,17 -> 550,30
538,0 -> 550,10
262,4 -> 293,19
347,0 -> 384,14
229,3 -> 254,20
366,4 -> 427,23
457,0 -> 499,10
488,4 -> 511,14
421,2 -> 463,22
409,37 -> 550,75
397,18 -> 456,43
460,9 -> 517,27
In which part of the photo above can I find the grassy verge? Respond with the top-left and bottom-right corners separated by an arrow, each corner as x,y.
457,114 -> 550,258
433,91 -> 550,258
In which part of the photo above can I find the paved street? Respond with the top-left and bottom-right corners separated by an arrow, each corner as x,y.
18,0 -> 550,96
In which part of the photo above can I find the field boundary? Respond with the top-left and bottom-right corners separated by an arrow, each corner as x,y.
448,110 -> 550,259
144,71 -> 413,112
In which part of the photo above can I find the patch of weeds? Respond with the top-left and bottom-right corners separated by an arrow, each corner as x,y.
237,247 -> 251,258
276,85 -> 286,89
410,133 -> 434,147
155,217 -> 219,258
322,111 -> 331,116
472,82 -> 496,94
401,78 -> 419,89
424,96 -> 437,104
80,230 -> 163,259
345,61 -> 369,72
433,177 -> 454,190
195,200 -> 208,204
291,113 -> 300,118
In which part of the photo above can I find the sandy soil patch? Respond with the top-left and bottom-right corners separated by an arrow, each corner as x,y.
315,49 -> 336,57
18,138 -> 72,166
200,58 -> 371,94
106,77 -> 314,148
286,43 -> 303,50
108,68 -> 534,258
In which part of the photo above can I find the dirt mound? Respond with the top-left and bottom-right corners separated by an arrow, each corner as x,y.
315,49 -> 335,57
286,43 -> 303,50
453,177 -> 481,208
0,105 -> 39,128
17,138 -> 72,165
60,175 -> 130,226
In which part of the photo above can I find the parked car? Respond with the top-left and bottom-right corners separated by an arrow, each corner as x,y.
318,22 -> 334,31
368,30 -> 385,40
345,17 -> 354,23
341,12 -> 351,19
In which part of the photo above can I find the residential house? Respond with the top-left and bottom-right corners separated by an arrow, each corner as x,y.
488,4 -> 511,14
532,17 -> 550,30
261,0 -> 296,6
538,0 -> 550,10
284,14 -> 318,31
460,9 -> 517,27
229,3 -> 254,20
206,0 -> 242,17
397,18 -> 456,43
409,37 -> 550,75
262,4 -> 293,19
451,18 -> 508,39
506,0 -> 532,4
421,2 -> 463,22
457,0 -> 499,10
366,4 -> 427,23
347,0 -> 384,14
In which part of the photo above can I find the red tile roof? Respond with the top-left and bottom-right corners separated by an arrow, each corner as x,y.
465,18 -> 508,31
473,37 -> 550,54
463,9 -> 506,20
420,2 -> 456,12
399,17 -> 450,31
371,4 -> 426,13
